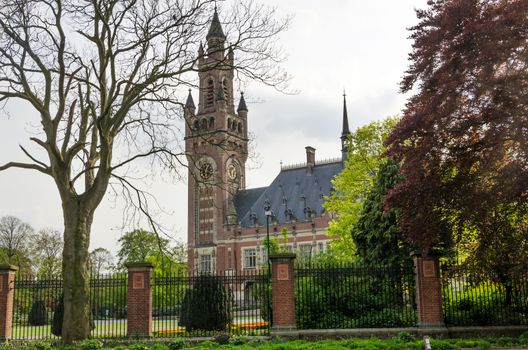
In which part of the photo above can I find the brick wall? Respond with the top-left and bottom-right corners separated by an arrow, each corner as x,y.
126,263 -> 153,338
0,265 -> 17,341
270,253 -> 296,329
414,256 -> 444,327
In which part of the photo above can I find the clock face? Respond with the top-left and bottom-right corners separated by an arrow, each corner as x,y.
199,162 -> 213,180
227,164 -> 238,180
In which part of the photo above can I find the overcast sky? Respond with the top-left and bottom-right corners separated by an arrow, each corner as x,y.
0,0 -> 428,255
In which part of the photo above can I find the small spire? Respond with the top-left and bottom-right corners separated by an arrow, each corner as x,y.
237,92 -> 248,112
206,7 -> 226,41
341,92 -> 350,138
185,89 -> 195,109
198,42 -> 204,55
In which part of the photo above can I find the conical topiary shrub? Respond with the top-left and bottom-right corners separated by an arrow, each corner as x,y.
28,300 -> 48,326
51,294 -> 63,336
180,275 -> 231,331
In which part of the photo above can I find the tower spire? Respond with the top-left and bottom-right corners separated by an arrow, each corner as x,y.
340,92 -> 351,162
341,92 -> 350,137
206,7 -> 226,42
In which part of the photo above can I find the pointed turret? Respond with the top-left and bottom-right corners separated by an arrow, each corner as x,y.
206,8 -> 226,40
206,8 -> 226,54
237,92 -> 248,113
341,92 -> 351,161
185,89 -> 196,110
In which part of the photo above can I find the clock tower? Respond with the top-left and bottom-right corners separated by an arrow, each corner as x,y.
185,9 -> 249,273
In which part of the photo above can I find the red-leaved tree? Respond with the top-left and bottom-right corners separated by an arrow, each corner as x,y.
387,0 -> 528,273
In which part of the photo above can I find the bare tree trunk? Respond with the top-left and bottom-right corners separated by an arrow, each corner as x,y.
61,199 -> 93,343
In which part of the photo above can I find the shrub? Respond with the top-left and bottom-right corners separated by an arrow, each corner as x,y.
28,300 -> 48,326
213,332 -> 230,345
78,340 -> 103,350
166,339 -> 188,350
51,295 -> 63,336
180,275 -> 231,331
395,332 -> 416,342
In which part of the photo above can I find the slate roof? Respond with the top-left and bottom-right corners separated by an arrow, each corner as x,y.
206,10 -> 226,41
234,161 -> 343,227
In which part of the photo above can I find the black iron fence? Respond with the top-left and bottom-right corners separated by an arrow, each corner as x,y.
12,273 -> 128,340
152,269 -> 270,337
295,263 -> 417,329
441,265 -> 528,326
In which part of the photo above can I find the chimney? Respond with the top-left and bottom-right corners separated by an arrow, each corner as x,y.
305,146 -> 315,175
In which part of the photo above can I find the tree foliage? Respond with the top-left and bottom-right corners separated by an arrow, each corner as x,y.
31,229 -> 63,279
28,300 -> 48,326
352,159 -> 412,268
89,248 -> 114,275
0,0 -> 288,340
386,0 -> 528,266
323,117 -> 398,260
180,275 -> 231,332
117,229 -> 186,274
0,216 -> 33,272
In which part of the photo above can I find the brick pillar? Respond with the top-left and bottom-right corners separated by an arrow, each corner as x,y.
126,262 -> 153,338
269,253 -> 296,330
414,255 -> 445,327
0,265 -> 17,342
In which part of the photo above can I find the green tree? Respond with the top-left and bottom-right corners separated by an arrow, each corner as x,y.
117,229 -> 168,266
117,229 -> 185,274
0,0 -> 288,342
89,248 -> 114,275
31,229 -> 63,279
352,159 -> 412,268
323,117 -> 398,260
0,216 -> 34,273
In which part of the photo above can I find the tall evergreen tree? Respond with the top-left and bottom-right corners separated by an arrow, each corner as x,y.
352,159 -> 412,268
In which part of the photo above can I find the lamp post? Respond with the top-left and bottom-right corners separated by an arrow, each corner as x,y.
264,203 -> 272,326
264,204 -> 272,273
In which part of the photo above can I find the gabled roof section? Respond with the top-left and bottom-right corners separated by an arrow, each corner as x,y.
234,161 -> 343,227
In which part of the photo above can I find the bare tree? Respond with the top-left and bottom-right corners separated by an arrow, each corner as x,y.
89,247 -> 114,275
31,228 -> 63,279
0,0 -> 288,342
0,216 -> 34,269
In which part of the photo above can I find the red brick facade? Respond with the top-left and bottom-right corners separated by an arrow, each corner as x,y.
270,254 -> 296,329
0,265 -> 16,341
414,256 -> 444,327
126,263 -> 153,338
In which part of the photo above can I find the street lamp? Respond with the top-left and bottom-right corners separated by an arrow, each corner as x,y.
264,203 -> 273,326
264,204 -> 272,273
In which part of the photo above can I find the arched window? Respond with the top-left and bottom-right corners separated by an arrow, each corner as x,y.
209,117 -> 215,128
227,119 -> 231,129
237,122 -> 242,133
193,120 -> 199,130
200,118 -> 207,129
205,78 -> 214,108
222,78 -> 229,102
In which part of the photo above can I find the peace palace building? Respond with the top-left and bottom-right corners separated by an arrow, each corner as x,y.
185,11 -> 350,273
